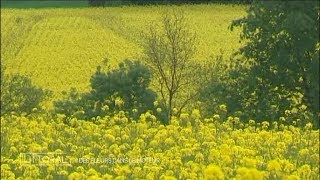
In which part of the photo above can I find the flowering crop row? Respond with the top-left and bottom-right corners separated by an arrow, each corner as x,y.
1,110 -> 319,179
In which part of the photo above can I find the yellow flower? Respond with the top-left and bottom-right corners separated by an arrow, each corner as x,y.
236,167 -> 264,180
115,97 -> 124,108
267,160 -> 281,172
104,134 -> 116,144
285,110 -> 291,116
283,175 -> 300,180
219,104 -> 227,112
297,165 -> 312,179
213,114 -> 220,121
102,105 -> 109,112
203,164 -> 224,180
242,157 -> 257,168
172,108 -> 178,115
180,113 -> 189,121
195,152 -> 204,163
298,148 -> 309,157
68,172 -> 84,180
291,107 -> 298,114
279,116 -> 286,122
299,104 -> 307,110
208,149 -> 220,162
304,123 -> 313,130
102,173 -> 113,180
159,175 -> 177,180
249,119 -> 255,125
191,109 -> 201,119
149,140 -> 158,148
220,144 -> 230,155
164,138 -> 175,147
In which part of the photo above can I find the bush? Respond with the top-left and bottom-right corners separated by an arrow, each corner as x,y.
54,60 -> 157,121
1,72 -> 50,115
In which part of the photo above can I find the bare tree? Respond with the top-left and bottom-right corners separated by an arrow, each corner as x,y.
144,11 -> 205,123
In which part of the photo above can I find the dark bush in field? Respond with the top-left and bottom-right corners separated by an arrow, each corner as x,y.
1,68 -> 51,115
54,60 -> 157,121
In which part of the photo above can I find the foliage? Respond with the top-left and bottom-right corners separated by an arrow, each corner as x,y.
1,111 -> 319,179
54,60 -> 156,120
144,11 -> 206,123
90,59 -> 157,117
88,0 -> 106,7
1,68 -> 51,115
198,53 -> 240,118
230,0 -> 319,126
123,0 -> 253,5
202,0 -> 319,126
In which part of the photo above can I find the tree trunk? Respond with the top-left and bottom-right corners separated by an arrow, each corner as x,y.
168,93 -> 173,124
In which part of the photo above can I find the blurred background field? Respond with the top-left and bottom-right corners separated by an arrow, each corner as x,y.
1,4 -> 245,105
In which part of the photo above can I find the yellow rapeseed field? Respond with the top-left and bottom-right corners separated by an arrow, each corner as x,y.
2,4 -> 318,180
1,5 -> 245,96
1,110 -> 319,179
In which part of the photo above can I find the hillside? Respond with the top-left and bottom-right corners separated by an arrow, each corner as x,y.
1,5 -> 246,102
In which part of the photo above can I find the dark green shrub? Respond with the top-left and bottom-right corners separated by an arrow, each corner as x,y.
1,72 -> 51,115
54,60 -> 157,121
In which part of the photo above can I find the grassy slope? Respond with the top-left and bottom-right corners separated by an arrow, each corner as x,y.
1,4 -> 246,107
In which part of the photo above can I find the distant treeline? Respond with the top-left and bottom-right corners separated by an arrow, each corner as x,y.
1,0 -> 253,8
88,0 -> 253,6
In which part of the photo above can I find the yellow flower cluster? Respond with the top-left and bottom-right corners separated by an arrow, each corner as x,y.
1,111 -> 319,179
